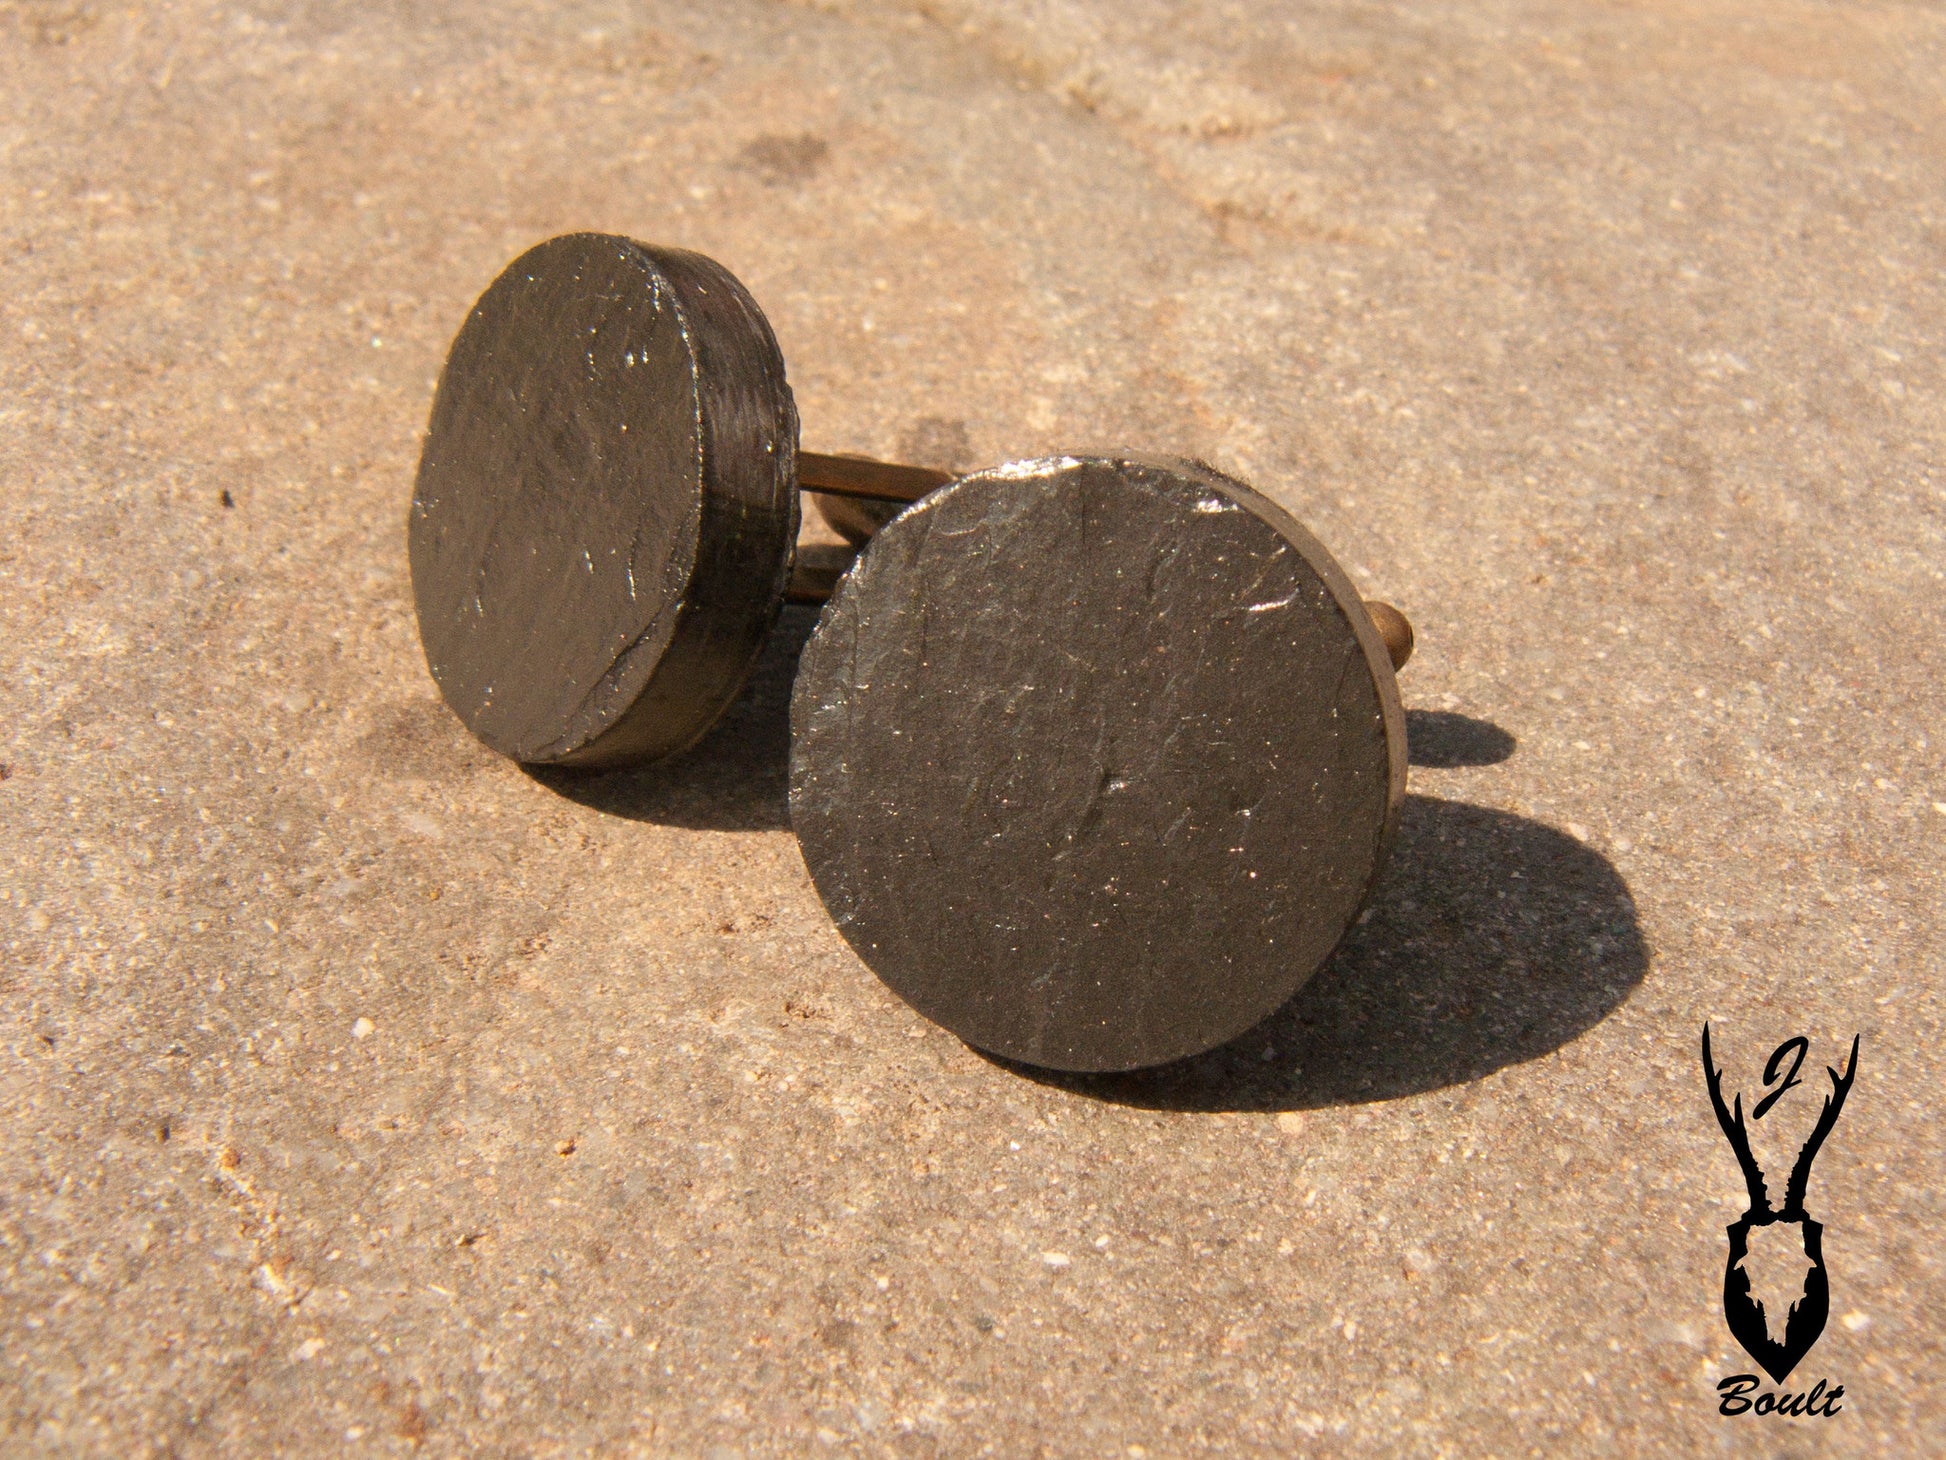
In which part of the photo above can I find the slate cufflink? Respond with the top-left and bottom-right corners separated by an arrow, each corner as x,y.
791,454 -> 1414,1073
410,235 -> 1419,1075
409,232 -> 947,770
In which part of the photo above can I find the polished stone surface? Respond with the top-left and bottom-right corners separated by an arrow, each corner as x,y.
412,233 -> 800,769
2,1 -> 1941,1454
792,455 -> 1402,1072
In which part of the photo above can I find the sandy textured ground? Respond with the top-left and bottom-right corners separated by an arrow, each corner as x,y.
2,1 -> 1941,1454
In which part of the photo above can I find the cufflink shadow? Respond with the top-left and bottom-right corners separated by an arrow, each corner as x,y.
996,795 -> 1646,1112
523,605 -> 819,832
1407,710 -> 1518,767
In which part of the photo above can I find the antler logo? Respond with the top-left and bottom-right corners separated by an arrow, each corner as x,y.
1701,1025 -> 1860,1383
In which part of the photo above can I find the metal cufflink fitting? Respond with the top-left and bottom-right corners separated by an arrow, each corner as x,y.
409,232 -> 947,769
789,454 -> 1415,1073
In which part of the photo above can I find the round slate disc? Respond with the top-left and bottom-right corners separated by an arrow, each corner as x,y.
410,233 -> 799,769
789,455 -> 1406,1072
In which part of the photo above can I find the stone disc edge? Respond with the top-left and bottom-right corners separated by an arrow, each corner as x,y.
547,238 -> 801,770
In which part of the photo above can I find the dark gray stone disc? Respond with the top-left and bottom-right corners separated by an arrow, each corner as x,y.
410,233 -> 799,768
789,455 -> 1406,1072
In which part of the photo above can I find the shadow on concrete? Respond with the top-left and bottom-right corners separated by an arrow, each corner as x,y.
993,794 -> 1646,1111
525,605 -> 819,833
1407,710 -> 1518,767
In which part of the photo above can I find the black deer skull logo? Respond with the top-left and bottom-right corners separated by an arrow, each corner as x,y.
1701,1025 -> 1860,1383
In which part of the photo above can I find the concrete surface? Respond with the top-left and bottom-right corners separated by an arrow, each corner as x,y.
2,0 -> 1942,1454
